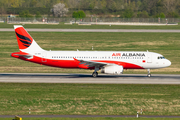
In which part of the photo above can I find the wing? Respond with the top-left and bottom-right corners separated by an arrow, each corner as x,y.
74,58 -> 109,68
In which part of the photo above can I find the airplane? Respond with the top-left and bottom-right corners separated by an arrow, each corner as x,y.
11,25 -> 171,77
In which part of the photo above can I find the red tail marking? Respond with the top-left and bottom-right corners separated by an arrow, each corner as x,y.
15,27 -> 33,50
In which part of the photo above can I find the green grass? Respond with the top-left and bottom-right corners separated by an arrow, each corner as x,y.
0,84 -> 180,115
0,32 -> 179,74
1,118 -> 180,120
1,22 -> 180,29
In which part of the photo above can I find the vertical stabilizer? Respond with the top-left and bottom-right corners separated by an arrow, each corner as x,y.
14,25 -> 44,53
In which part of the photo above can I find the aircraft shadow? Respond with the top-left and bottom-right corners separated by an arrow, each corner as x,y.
0,73 -> 179,79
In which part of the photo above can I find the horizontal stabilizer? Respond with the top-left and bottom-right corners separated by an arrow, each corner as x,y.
11,52 -> 33,59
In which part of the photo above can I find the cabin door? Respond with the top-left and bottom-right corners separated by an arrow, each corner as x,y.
147,53 -> 152,63
42,52 -> 47,62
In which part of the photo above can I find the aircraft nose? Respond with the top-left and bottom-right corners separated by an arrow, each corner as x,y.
166,60 -> 171,67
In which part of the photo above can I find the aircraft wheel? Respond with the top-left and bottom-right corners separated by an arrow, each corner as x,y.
92,72 -> 98,77
147,74 -> 151,78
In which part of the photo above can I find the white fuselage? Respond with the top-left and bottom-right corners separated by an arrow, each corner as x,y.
30,51 -> 171,69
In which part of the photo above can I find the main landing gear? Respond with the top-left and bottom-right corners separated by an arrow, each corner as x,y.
147,69 -> 151,78
92,72 -> 98,77
92,67 -> 99,77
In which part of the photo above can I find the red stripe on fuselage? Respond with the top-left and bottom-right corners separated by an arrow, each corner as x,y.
11,52 -> 144,69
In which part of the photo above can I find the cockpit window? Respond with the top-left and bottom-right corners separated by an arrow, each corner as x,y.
158,56 -> 165,59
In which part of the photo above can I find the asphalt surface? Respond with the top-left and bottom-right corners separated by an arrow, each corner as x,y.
1,28 -> 180,32
0,73 -> 180,84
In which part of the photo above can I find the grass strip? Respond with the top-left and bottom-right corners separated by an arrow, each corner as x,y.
0,83 -> 179,115
0,117 -> 180,120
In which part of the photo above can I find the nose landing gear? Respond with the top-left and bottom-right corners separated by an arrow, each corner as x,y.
147,69 -> 151,78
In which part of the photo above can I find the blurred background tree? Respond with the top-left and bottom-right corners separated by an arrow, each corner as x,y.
51,3 -> 68,17
19,10 -> 33,17
72,10 -> 86,22
35,11 -> 41,18
0,0 -> 179,18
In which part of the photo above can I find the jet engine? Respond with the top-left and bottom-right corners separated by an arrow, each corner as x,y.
101,65 -> 123,74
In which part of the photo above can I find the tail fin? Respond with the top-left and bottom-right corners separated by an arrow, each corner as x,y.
14,25 -> 44,53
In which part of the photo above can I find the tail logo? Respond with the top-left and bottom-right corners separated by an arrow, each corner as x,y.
15,32 -> 32,48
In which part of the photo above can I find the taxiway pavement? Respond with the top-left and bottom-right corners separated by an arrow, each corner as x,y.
0,73 -> 180,84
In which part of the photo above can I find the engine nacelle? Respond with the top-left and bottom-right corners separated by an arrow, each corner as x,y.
101,65 -> 123,74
